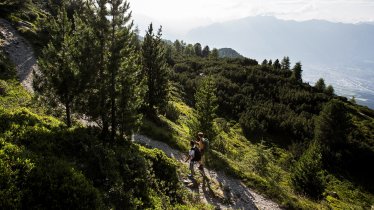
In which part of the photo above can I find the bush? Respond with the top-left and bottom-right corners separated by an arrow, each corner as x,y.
291,142 -> 325,199
22,159 -> 103,209
139,146 -> 185,205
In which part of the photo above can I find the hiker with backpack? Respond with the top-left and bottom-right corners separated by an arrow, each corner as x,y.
195,132 -> 208,170
185,140 -> 201,177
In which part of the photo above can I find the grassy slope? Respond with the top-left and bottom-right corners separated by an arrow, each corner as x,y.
141,86 -> 374,209
0,49 -> 213,209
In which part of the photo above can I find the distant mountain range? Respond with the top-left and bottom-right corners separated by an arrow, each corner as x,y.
185,16 -> 374,66
183,16 -> 374,109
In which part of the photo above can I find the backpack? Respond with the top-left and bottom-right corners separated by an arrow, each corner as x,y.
202,138 -> 209,152
192,147 -> 201,161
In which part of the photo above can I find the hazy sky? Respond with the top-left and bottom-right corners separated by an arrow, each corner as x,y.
130,0 -> 374,36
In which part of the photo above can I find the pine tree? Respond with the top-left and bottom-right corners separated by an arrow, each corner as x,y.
314,99 -> 351,166
194,76 -> 218,140
91,0 -> 111,138
325,85 -> 334,95
142,23 -> 169,118
291,62 -> 303,82
315,78 -> 326,92
210,48 -> 219,60
34,6 -> 78,127
202,45 -> 210,57
281,56 -> 290,71
117,34 -> 144,139
291,141 -> 325,199
78,0 -> 143,141
194,43 -> 202,57
72,11 -> 100,115
273,59 -> 281,70
174,39 -> 183,54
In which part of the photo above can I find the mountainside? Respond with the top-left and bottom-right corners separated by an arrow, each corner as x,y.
1,1 -> 374,210
218,48 -> 243,59
185,16 -> 374,108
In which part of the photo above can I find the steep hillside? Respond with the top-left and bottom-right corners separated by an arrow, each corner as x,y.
1,1 -> 373,209
164,45 -> 374,208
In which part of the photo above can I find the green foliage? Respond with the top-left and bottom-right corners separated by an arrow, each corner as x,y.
0,49 -> 17,80
34,6 -> 79,127
142,23 -> 170,118
0,80 -> 31,109
193,76 -> 218,140
273,59 -> 281,70
139,146 -> 186,205
193,43 -> 202,57
291,141 -> 326,199
291,62 -> 303,82
315,78 -> 326,92
314,100 -> 351,167
325,85 -> 334,95
0,0 -> 29,18
0,138 -> 34,209
0,105 -> 194,209
281,56 -> 291,71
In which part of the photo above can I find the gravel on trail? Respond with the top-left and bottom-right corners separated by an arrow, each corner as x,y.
133,134 -> 282,210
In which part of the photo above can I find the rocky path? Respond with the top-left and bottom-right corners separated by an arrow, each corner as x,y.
0,18 -> 36,93
133,134 -> 282,210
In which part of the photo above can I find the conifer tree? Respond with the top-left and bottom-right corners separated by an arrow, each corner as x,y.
314,99 -> 351,166
78,0 -> 143,141
194,43 -> 202,57
174,39 -> 183,54
34,6 -> 78,127
142,23 -> 169,118
210,48 -> 219,60
291,141 -> 325,199
88,0 -> 111,137
202,45 -> 210,57
292,62 -> 303,82
72,11 -> 100,112
281,56 -> 290,71
273,59 -> 281,70
325,85 -> 334,95
315,78 -> 326,92
194,76 -> 218,140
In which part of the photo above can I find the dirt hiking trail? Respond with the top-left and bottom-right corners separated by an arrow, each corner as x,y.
134,134 -> 282,210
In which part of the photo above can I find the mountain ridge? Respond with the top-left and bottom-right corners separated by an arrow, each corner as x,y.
184,15 -> 374,109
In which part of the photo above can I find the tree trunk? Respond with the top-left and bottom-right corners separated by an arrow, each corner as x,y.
110,22 -> 116,143
66,99 -> 71,128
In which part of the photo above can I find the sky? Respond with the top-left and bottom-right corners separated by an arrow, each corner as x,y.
130,0 -> 374,37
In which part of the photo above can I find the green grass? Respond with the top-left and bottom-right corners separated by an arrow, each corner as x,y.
141,92 -> 374,209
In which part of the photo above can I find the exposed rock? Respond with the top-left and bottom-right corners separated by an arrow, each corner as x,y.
0,18 -> 37,93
